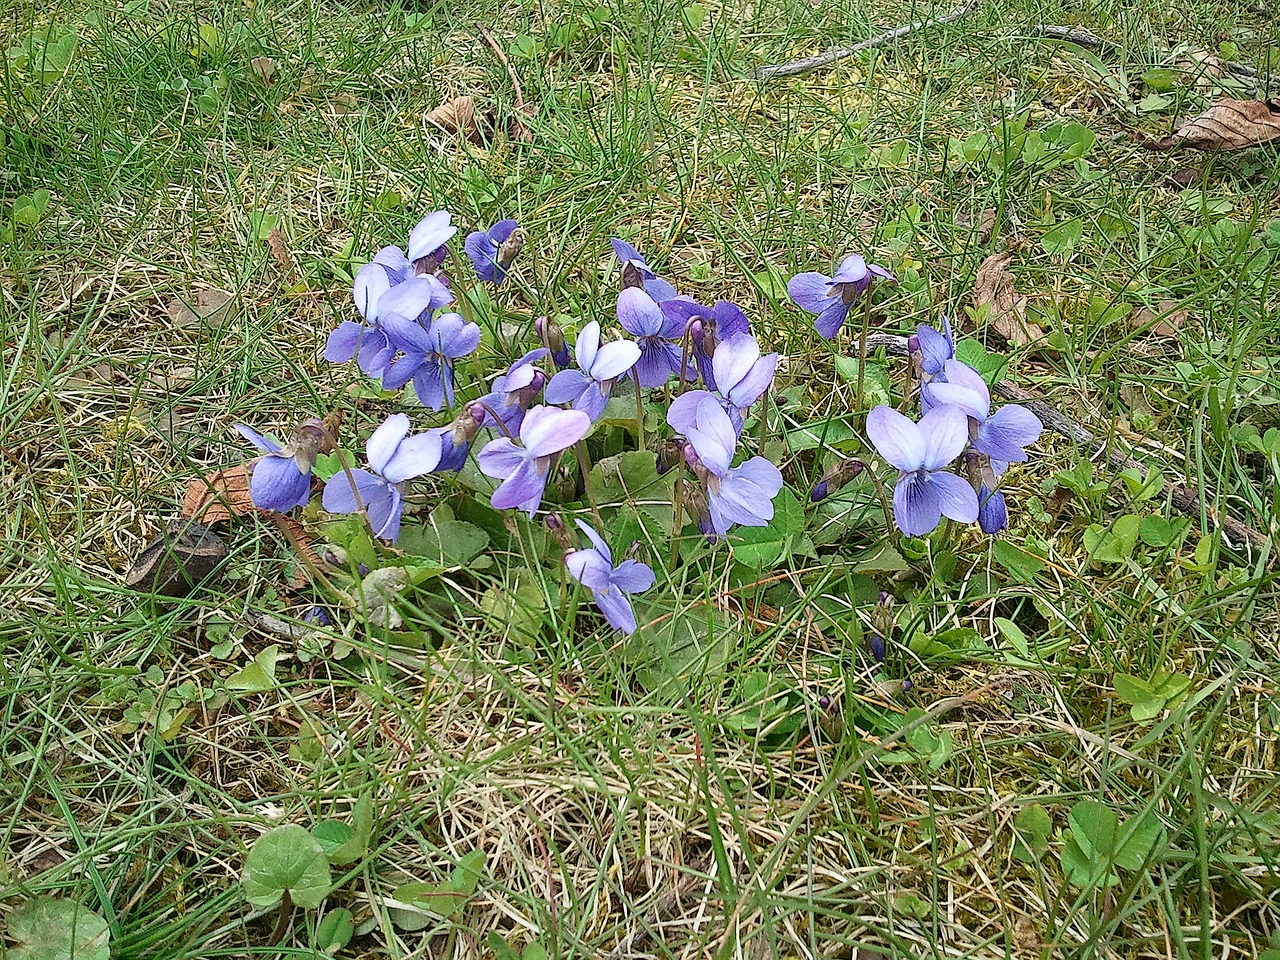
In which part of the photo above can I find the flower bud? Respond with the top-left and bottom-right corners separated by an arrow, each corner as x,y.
977,485 -> 1008,535
497,228 -> 523,269
546,513 -> 576,551
655,438 -> 685,475
537,316 -> 571,370
868,633 -> 886,663
810,458 -> 865,501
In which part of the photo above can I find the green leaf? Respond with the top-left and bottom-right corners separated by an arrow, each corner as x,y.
327,794 -> 375,865
312,821 -> 354,856
1138,515 -> 1175,547
1112,673 -> 1154,705
1012,804 -> 1052,862
7,897 -> 111,960
1040,217 -> 1083,256
397,516 -> 489,568
1069,800 -> 1119,861
783,417 -> 858,452
952,339 -> 1008,384
314,908 -> 354,955
1085,514 -> 1141,563
730,487 -> 800,569
1112,813 -> 1164,871
751,267 -> 789,300
226,645 -> 279,692
1061,836 -> 1118,888
242,824 -> 332,909
992,540 -> 1044,583
629,601 -> 733,696
394,849 -> 487,918
1142,67 -> 1178,91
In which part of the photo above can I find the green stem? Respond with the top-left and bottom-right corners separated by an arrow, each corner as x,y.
574,440 -> 604,530
669,470 -> 685,572
854,295 -> 873,414
634,379 -> 646,453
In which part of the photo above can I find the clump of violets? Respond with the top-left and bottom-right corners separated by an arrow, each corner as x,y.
321,413 -> 441,543
477,405 -> 592,517
565,520 -> 655,635
236,419 -> 327,512
465,219 -> 522,286
787,253 -> 896,339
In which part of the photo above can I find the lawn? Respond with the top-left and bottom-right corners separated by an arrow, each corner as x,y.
2,0 -> 1279,957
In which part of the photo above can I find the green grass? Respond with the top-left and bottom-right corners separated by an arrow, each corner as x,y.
3,0 -> 1280,957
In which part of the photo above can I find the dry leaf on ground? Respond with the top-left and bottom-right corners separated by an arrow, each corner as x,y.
424,95 -> 488,144
956,208 -> 997,245
1129,300 -> 1188,356
167,288 -> 234,330
972,252 -> 1041,346
182,464 -> 257,523
1144,98 -> 1280,151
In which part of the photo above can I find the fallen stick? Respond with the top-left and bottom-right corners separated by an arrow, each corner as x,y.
753,2 -> 978,80
862,332 -> 1270,551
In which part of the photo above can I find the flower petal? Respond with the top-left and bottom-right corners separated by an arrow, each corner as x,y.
249,455 -> 311,511
593,587 -> 638,634
866,406 -> 926,472
813,300 -> 852,339
786,272 -> 832,315
407,210 -> 457,262
235,424 -> 281,453
489,218 -> 519,243
686,395 -> 738,476
610,559 -> 655,594
590,339 -> 641,382
412,366 -> 446,410
490,460 -> 547,514
666,390 -> 711,435
365,414 -> 411,475
567,547 -> 613,590
476,437 -> 526,479
382,431 -> 442,483
574,519 -> 612,562
432,313 -> 481,358
643,277 -> 678,302
574,321 -> 600,372
930,471 -> 980,524
893,473 -> 943,537
617,287 -> 664,337
322,468 -> 386,515
711,333 -> 760,397
918,403 -> 971,471
977,405 -> 1042,462
632,341 -> 675,389
520,405 -> 591,457
711,457 -> 783,528
324,321 -> 365,363
831,254 -> 869,285
610,238 -> 646,269
378,275 -> 452,322
544,369 -> 590,406
464,231 -> 499,282
353,263 -> 392,320
712,300 -> 751,339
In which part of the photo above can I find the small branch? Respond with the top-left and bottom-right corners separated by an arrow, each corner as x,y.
753,2 -> 978,80
862,332 -> 1270,550
1023,23 -> 1117,52
478,25 -> 532,141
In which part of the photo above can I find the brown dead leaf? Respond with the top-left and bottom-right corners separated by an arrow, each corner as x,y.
424,95 -> 488,144
1145,97 -> 1280,151
1129,300 -> 1188,356
250,56 -> 277,85
267,226 -> 294,274
956,208 -> 997,245
972,252 -> 1041,346
167,288 -> 234,330
183,464 -> 256,524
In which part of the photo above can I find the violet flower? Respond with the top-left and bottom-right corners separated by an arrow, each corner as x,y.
666,332 -> 776,437
321,413 -> 442,542
477,405 -> 592,516
660,298 -> 753,391
566,520 -> 655,635
236,420 -> 326,512
381,312 -> 482,410
544,320 -> 641,420
676,394 -> 783,536
916,315 -> 955,380
407,210 -> 456,271
610,237 -> 678,302
922,359 -> 1043,468
326,273 -> 453,378
978,485 -> 1008,535
476,348 -> 548,434
465,219 -> 521,286
617,287 -> 694,389
866,404 -> 978,536
787,253 -> 896,339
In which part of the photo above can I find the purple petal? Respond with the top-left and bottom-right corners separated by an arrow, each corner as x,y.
381,313 -> 432,353
476,437 -> 526,479
643,277 -> 678,302
666,390 -> 711,435
249,455 -> 311,511
813,300 -> 852,339
567,547 -> 613,590
325,321 -> 365,363
712,300 -> 751,339
489,218 -> 519,243
322,468 -> 387,515
866,406 -> 926,472
367,485 -> 404,541
728,354 -> 777,409
978,486 -> 1008,534
379,275 -> 453,323
407,210 -> 457,262
365,414 -> 411,475
686,396 -> 737,476
357,330 -> 394,377
574,519 -> 612,562
977,405 -> 1042,462
520,405 -> 591,457
617,288 -> 664,337
868,263 -> 897,282
632,341 -> 676,389
711,333 -> 760,397
576,385 -> 609,421
382,431 -> 442,483
786,272 -> 832,315
380,351 -> 424,392
590,339 -> 641,382
610,237 -> 646,269
918,404 -> 970,471
610,559 -> 655,594
930,471 -> 980,524
235,424 -> 281,453
916,319 -> 954,377
593,587 -> 638,634
371,245 -> 412,277
712,457 -> 783,529
893,473 -> 943,537
544,369 -> 590,406
432,313 -> 481,359
831,254 -> 870,285
574,321 -> 600,372
465,231 -> 500,282
490,460 -> 547,515
412,365 -> 446,410
353,263 -> 392,320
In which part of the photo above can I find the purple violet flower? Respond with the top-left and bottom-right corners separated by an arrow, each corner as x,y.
916,315 -> 955,380
465,219 -> 521,286
235,420 -> 326,512
380,312 -> 482,410
675,395 -> 783,536
544,320 -> 641,420
477,348 -> 549,433
326,273 -> 453,378
477,405 -> 592,517
565,520 -> 656,635
407,210 -> 456,270
922,359 -> 1043,467
866,404 -> 978,536
610,237 -> 679,302
617,287 -> 694,389
787,253 -> 896,339
352,247 -> 413,320
977,484 -> 1008,535
320,413 -> 442,542
666,333 -> 776,437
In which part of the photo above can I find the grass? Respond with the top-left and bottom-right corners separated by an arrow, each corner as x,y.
3,0 -> 1280,957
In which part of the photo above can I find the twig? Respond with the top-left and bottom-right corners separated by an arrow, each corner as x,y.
478,25 -> 532,141
753,2 -> 978,80
1023,23 -> 1117,52
863,332 -> 1270,551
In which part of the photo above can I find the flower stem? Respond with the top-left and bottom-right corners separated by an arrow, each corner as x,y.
634,380 -> 646,453
669,470 -> 685,571
865,467 -> 896,532
574,440 -> 604,530
854,295 -> 873,413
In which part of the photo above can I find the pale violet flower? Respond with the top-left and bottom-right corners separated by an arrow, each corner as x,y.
866,404 -> 977,537
787,254 -> 895,339
236,420 -> 326,512
544,321 -> 641,421
922,359 -> 1043,468
477,405 -> 592,517
566,520 -> 655,634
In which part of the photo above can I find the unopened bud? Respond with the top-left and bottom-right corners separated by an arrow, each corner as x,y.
872,590 -> 894,643
682,485 -> 713,540
868,633 -> 886,663
655,438 -> 685,475
810,458 -> 865,501
453,406 -> 485,445
498,229 -> 523,269
537,316 -> 571,369
546,513 -> 576,551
